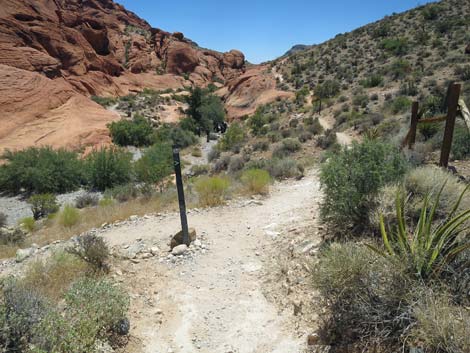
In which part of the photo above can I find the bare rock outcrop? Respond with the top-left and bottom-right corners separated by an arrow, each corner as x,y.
0,0 -> 250,152
220,66 -> 294,120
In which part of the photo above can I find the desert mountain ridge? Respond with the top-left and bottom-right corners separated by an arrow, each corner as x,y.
0,0 -> 289,153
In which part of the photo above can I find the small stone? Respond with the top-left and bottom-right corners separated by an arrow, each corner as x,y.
129,215 -> 138,222
172,244 -> 188,256
307,334 -> 319,346
16,248 -> 35,263
170,228 -> 197,249
193,239 -> 202,247
150,246 -> 160,255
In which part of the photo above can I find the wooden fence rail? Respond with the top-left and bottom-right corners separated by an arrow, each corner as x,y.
402,82 -> 469,168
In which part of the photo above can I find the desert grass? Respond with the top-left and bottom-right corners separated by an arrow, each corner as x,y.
0,190 -> 178,260
22,251 -> 89,302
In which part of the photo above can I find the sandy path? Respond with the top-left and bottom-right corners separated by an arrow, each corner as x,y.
102,171 -> 322,353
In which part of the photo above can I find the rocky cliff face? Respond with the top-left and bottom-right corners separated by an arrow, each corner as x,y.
0,0 -> 250,152
0,0 -> 246,95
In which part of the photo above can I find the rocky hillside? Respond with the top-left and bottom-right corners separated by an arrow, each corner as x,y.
0,0 -> 285,152
272,0 -> 470,142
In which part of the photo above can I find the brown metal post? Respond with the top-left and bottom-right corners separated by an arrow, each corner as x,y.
439,83 -> 461,168
408,101 -> 419,149
172,146 -> 190,245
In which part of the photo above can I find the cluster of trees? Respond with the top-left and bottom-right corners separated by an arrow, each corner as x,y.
0,146 -> 173,195
182,86 -> 226,138
108,87 -> 226,148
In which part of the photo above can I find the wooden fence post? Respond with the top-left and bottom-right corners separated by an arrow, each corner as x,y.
408,101 -> 420,149
439,83 -> 461,168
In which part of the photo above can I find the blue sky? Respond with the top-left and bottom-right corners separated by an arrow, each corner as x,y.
116,0 -> 436,63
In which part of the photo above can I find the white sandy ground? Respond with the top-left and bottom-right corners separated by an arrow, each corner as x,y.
100,170 -> 322,353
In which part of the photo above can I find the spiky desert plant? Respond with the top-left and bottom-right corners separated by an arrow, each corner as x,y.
367,182 -> 470,279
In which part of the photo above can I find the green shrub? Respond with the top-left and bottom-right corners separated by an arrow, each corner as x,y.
67,234 -> 110,273
388,59 -> 411,80
320,139 -> 408,233
218,123 -> 246,151
380,37 -> 408,56
267,158 -> 304,180
369,184 -> 470,279
228,155 -> 245,174
372,166 -> 470,229
455,65 -> 470,82
252,139 -> 270,152
1,280 -> 52,350
422,4 -> 440,21
195,176 -> 230,207
28,194 -> 59,220
91,96 -> 117,107
108,115 -> 153,147
314,80 -> 341,99
388,96 -> 412,114
135,142 -> 173,190
22,251 -> 88,301
313,242 -> 415,350
105,183 -> 140,202
241,169 -> 271,195
316,129 -> 338,150
352,92 -> 369,107
248,110 -> 269,136
451,125 -> 470,160
360,74 -> 383,88
0,226 -> 26,245
84,147 -> 133,191
33,278 -> 129,352
0,147 -> 83,195
153,124 -> 197,148
189,164 -> 210,177
18,217 -> 36,233
58,205 -> 80,228
75,193 -> 99,209
98,197 -> 115,207
413,291 -> 470,352
208,147 -> 220,162
272,138 -> 302,159
418,121 -> 442,140
306,118 -> 324,135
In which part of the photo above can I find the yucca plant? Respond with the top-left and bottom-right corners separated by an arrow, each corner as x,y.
367,182 -> 470,279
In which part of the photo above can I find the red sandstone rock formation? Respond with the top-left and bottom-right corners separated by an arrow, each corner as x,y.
0,0 -> 288,152
0,0 -> 245,151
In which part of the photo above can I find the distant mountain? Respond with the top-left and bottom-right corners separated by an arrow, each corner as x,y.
283,44 -> 311,57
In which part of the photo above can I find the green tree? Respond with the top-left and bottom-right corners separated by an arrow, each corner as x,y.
185,87 -> 225,135
135,143 -> 173,191
0,147 -> 83,194
248,109 -> 268,136
219,123 -> 246,151
108,115 -> 153,147
84,147 -> 133,191
314,80 -> 340,112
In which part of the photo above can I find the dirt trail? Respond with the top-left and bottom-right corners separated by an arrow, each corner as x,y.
102,171 -> 322,353
318,115 -> 354,146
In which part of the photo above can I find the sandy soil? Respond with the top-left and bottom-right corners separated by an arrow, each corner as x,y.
101,171 -> 322,353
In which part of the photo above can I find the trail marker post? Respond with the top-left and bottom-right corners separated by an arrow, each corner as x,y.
439,83 -> 461,168
172,146 -> 190,246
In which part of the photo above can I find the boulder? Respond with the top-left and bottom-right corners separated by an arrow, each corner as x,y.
16,247 -> 35,263
171,244 -> 188,256
170,228 -> 196,249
